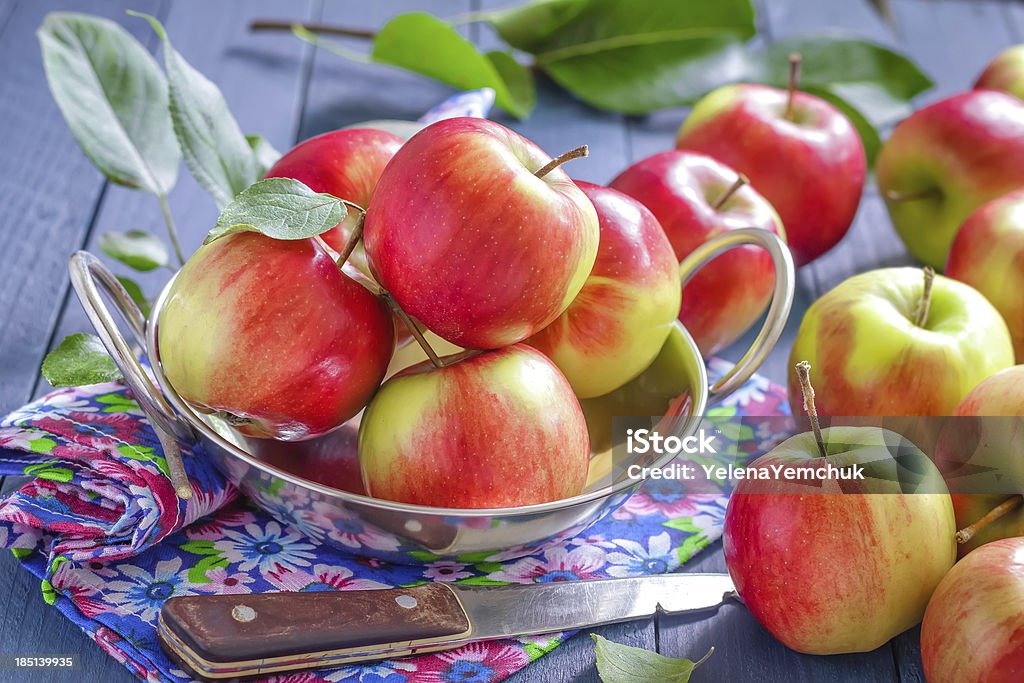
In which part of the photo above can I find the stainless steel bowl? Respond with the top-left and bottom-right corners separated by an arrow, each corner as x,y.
69,228 -> 793,564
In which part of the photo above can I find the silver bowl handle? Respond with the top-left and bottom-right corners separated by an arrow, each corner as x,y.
677,228 -> 795,406
68,251 -> 195,498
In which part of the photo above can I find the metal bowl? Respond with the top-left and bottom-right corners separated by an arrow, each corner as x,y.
70,228 -> 793,564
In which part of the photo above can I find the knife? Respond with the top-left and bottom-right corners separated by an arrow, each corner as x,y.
157,573 -> 737,679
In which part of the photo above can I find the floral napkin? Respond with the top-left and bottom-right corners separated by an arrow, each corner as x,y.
0,359 -> 790,683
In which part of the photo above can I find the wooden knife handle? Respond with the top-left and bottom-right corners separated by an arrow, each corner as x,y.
160,584 -> 470,669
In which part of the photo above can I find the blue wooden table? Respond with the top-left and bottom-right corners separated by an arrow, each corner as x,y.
0,0 -> 1017,680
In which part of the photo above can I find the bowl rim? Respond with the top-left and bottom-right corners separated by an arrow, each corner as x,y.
148,275 -> 709,518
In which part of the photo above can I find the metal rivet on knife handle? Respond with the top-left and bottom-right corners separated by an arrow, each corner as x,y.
396,595 -> 418,609
231,605 -> 257,623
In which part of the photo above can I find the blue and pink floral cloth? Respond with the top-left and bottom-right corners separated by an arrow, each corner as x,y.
0,359 -> 790,683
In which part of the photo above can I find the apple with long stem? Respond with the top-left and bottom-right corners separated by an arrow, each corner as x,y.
788,266 -> 1015,416
264,128 -> 403,277
877,90 -> 1024,268
525,181 -> 680,398
364,117 -> 600,350
158,231 -> 395,440
610,151 -> 785,356
921,537 -> 1024,682
724,362 -> 956,655
946,189 -> 1024,362
358,295 -> 590,508
675,54 -> 865,266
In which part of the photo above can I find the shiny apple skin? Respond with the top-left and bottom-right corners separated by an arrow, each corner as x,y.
947,189 -> 1024,362
788,267 -> 1015,416
975,45 -> 1024,100
724,428 -> 956,655
610,151 -> 785,356
363,117 -> 599,350
158,232 -> 395,440
358,344 -> 590,508
921,538 -> 1024,683
526,181 -> 680,398
876,91 -> 1024,268
675,84 -> 865,267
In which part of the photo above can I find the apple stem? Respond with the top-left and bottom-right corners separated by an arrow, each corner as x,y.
535,145 -> 589,179
785,53 -> 802,121
382,291 -> 445,369
795,361 -> 827,458
335,212 -> 365,268
885,188 -> 942,203
956,495 -> 1023,544
913,266 -> 936,328
712,174 -> 749,210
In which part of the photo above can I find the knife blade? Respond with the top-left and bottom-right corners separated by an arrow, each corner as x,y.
157,573 -> 737,680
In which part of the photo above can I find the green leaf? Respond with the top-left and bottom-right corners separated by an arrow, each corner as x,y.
99,230 -> 168,271
804,86 -> 881,167
492,0 -> 756,114
744,35 -> 932,126
131,12 -> 259,209
41,333 -> 122,387
247,134 -> 282,176
116,276 -> 151,319
205,177 -> 347,244
37,12 -> 180,194
370,12 -> 534,119
592,635 -> 713,683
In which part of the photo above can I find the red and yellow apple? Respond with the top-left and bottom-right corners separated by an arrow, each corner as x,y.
525,181 -> 680,398
877,90 -> 1024,268
946,189 -> 1024,362
364,117 -> 599,350
788,267 -> 1014,416
975,45 -> 1024,100
158,232 -> 395,440
675,84 -> 865,266
921,537 -> 1024,682
358,344 -> 590,508
610,151 -> 785,356
724,425 -> 956,654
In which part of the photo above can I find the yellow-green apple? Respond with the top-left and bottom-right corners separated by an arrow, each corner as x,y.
725,366 -> 956,654
788,267 -> 1014,416
921,537 -> 1024,682
158,232 -> 395,440
675,83 -> 864,266
876,91 -> 1024,268
358,344 -> 589,508
363,117 -> 599,349
934,366 -> 1024,556
609,151 -> 785,356
947,189 -> 1024,361
975,45 -> 1024,100
264,128 -> 403,275
525,181 -> 680,398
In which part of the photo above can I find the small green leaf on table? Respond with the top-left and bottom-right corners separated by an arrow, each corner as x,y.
205,177 -> 347,244
592,634 -> 713,683
370,12 -> 535,119
247,134 -> 282,176
41,333 -> 122,387
37,12 -> 180,194
98,230 -> 168,272
131,11 -> 260,209
116,276 -> 151,319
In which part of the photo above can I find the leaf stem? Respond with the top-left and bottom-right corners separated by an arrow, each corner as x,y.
336,212 -> 365,268
785,53 -> 802,120
250,19 -> 376,39
382,292 -> 445,369
158,194 -> 185,266
795,361 -> 827,458
535,145 -> 589,179
712,174 -> 749,210
956,495 -> 1023,544
913,266 -> 935,328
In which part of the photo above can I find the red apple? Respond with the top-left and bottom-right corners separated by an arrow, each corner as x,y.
609,151 -> 785,356
675,84 -> 865,266
158,232 -> 395,440
946,189 -> 1024,361
358,344 -> 590,508
877,90 -> 1024,268
265,128 -> 403,274
525,181 -> 680,398
921,538 -> 1024,682
975,45 -> 1024,100
364,117 -> 599,350
788,267 -> 1015,416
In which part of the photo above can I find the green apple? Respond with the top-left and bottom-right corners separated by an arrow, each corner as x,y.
975,44 -> 1024,100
